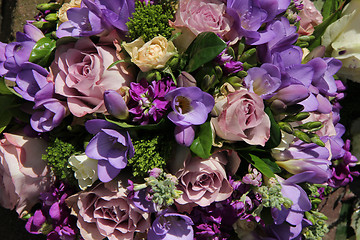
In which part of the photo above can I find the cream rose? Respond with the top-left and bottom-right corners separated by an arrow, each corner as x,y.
123,36 -> 177,72
57,0 -> 82,23
322,0 -> 360,82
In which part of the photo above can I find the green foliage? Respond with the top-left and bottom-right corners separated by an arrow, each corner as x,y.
190,121 -> 213,159
303,211 -> 329,240
128,134 -> 173,178
126,2 -> 174,42
29,37 -> 56,67
42,138 -> 77,186
185,32 -> 227,73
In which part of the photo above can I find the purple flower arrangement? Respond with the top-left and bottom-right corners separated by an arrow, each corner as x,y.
0,0 -> 359,239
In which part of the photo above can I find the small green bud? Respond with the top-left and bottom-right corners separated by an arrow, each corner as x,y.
39,222 -> 54,235
32,21 -> 54,30
237,42 -> 245,58
293,130 -> 312,143
227,47 -> 236,59
239,48 -> 257,62
309,133 -> 326,147
296,121 -> 323,131
226,76 -> 242,88
236,70 -> 248,78
283,112 -> 310,122
312,211 -> 328,221
168,55 -> 180,70
215,65 -> 223,79
45,13 -> 58,22
145,71 -> 162,81
311,198 -> 322,205
37,3 -> 61,11
201,74 -> 217,91
278,122 -> 294,134
298,35 -> 315,42
242,62 -> 254,71
305,211 -> 316,224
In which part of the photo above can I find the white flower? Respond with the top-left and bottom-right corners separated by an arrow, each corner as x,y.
322,0 -> 360,82
68,154 -> 98,190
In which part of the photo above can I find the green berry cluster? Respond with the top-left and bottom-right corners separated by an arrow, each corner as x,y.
126,1 -> 174,42
257,179 -> 293,210
128,134 -> 173,178
42,138 -> 77,186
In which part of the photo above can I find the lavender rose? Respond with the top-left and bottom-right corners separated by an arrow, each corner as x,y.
0,133 -> 52,216
70,180 -> 150,240
51,37 -> 132,117
211,89 -> 271,146
175,150 -> 240,212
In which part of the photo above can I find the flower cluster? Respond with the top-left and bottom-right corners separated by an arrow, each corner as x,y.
0,0 -> 359,240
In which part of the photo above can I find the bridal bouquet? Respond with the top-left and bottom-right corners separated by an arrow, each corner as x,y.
0,0 -> 359,239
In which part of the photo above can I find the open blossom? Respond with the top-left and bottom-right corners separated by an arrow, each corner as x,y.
165,86 -> 215,127
322,0 -> 360,82
0,133 -> 52,216
85,119 -> 134,182
123,36 -> 177,72
51,37 -> 132,117
68,154 -> 98,190
211,89 -> 271,146
69,180 -> 151,240
175,150 -> 240,212
128,78 -> 176,125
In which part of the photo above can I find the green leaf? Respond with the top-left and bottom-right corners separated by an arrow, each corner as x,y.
190,121 -> 213,159
308,0 -> 346,51
335,201 -> 353,239
351,209 -> 360,239
29,37 -> 56,67
0,77 -> 14,95
185,32 -> 227,72
241,153 -> 276,178
105,117 -> 166,130
264,107 -> 281,149
0,111 -> 12,134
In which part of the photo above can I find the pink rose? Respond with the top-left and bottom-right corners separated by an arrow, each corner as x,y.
298,0 -> 323,35
175,150 -> 240,212
171,0 -> 233,51
71,181 -> 150,240
211,89 -> 271,146
51,37 -> 133,117
0,133 -> 52,216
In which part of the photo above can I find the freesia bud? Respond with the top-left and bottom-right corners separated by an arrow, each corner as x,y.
104,90 -> 129,120
174,125 -> 195,147
177,71 -> 197,87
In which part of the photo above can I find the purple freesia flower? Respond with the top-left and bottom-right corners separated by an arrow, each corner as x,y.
14,62 -> 67,132
56,0 -> 135,38
0,24 -> 44,81
128,78 -> 176,125
14,62 -> 51,101
273,140 -> 332,184
269,175 -> 312,240
165,87 -> 214,126
85,119 -> 134,182
148,211 -> 194,240
244,63 -> 281,99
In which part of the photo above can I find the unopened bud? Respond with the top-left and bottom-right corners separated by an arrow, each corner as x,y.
296,121 -> 323,131
293,130 -> 311,143
278,122 -> 293,134
36,3 -> 61,11
283,112 -> 310,122
239,48 -> 256,62
309,133 -> 325,147
104,90 -> 129,120
45,13 -> 58,22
